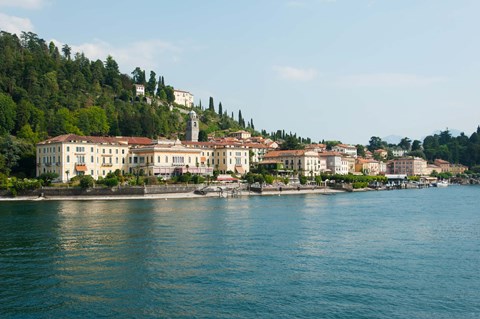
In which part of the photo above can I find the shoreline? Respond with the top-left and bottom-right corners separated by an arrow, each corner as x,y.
0,187 -> 346,202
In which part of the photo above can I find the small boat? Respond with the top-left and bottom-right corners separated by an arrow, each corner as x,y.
434,180 -> 449,187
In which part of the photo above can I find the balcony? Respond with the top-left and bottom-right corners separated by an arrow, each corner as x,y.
101,163 -> 113,167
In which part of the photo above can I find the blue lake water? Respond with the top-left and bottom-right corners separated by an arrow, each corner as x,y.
1,186 -> 479,318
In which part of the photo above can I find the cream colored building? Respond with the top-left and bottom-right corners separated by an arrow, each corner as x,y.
355,158 -> 381,175
129,140 -> 213,179
174,89 -> 194,107
263,150 -> 325,176
36,134 -> 151,182
183,141 -> 250,175
332,144 -> 358,158
319,152 -> 349,175
229,130 -> 251,140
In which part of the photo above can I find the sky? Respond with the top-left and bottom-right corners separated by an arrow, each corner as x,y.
1,0 -> 480,144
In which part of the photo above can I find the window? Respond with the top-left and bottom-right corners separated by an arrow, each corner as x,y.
91,156 -> 94,163
67,155 -> 70,163
58,147 -> 61,152
91,170 -> 94,175
157,156 -> 160,163
165,156 -> 168,163
109,149 -> 112,154
67,146 -> 70,152
103,149 -> 105,154
91,147 -> 94,152
116,149 -> 118,154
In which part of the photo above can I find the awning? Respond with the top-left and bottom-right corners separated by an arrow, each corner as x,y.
75,164 -> 87,172
235,165 -> 245,174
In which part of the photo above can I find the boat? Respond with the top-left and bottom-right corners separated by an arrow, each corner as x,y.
434,180 -> 449,187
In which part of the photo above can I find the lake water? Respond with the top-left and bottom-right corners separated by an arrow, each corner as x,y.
1,186 -> 479,318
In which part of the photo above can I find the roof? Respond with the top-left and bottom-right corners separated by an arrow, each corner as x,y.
264,150 -> 311,158
434,159 -> 450,164
38,134 -> 152,146
174,89 -> 192,94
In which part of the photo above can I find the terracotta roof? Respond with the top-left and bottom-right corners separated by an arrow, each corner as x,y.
264,150 -> 308,158
38,134 -> 152,145
318,151 -> 342,157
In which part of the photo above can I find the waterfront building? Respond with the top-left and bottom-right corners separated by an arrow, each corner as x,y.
182,141 -> 250,175
264,150 -> 325,176
173,89 -> 194,107
318,152 -> 349,175
36,134 -> 151,182
129,139 -> 212,179
355,158 -> 381,176
390,157 -> 427,176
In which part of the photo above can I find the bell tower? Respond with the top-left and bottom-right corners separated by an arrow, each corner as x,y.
186,110 -> 199,142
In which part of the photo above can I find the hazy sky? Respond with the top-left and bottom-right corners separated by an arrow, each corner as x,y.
1,0 -> 479,144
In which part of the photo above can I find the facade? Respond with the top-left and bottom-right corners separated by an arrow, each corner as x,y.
182,141 -> 250,175
390,157 -> 427,176
129,140 -> 212,179
134,84 -> 145,96
246,143 -> 269,164
355,158 -> 380,176
36,134 -> 152,182
319,153 -> 349,175
332,144 -> 358,158
229,130 -> 252,140
391,148 -> 408,158
264,150 -> 325,176
185,110 -> 199,142
174,89 -> 194,107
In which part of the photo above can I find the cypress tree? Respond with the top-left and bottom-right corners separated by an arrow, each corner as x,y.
218,102 -> 223,116
209,97 -> 214,111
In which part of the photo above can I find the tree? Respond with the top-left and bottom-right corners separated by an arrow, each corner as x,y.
132,67 -> 146,85
208,97 -> 214,111
398,137 -> 412,151
146,71 -> 157,95
198,130 -> 208,142
368,136 -> 385,152
37,172 -> 59,186
411,140 -> 422,151
79,175 -> 95,189
76,106 -> 109,135
0,93 -> 16,135
62,44 -> 71,60
356,144 -> 366,157
218,102 -> 223,116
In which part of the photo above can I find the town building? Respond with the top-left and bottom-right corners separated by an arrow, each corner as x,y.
229,130 -> 251,140
390,157 -> 427,176
319,152 -> 349,175
36,134 -> 152,182
391,147 -> 408,158
128,139 -> 212,179
355,158 -> 381,176
173,89 -> 194,107
134,84 -> 145,96
332,144 -> 358,158
263,150 -> 325,176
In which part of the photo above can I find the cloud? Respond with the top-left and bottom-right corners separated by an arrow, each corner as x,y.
0,12 -> 34,34
0,0 -> 46,9
336,73 -> 447,88
273,65 -> 318,81
51,38 -> 181,73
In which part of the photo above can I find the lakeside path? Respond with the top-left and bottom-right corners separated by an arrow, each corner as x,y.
0,187 -> 346,202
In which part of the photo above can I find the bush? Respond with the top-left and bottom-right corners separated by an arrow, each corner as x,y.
103,177 -> 119,187
9,178 -> 42,196
352,182 -> 368,189
79,175 -> 95,189
38,172 -> 59,186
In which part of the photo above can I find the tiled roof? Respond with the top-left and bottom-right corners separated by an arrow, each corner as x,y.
38,134 -> 152,145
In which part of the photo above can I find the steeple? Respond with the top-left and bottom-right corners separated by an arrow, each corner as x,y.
186,110 -> 199,142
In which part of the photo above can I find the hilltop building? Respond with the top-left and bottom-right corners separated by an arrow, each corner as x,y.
174,89 -> 194,107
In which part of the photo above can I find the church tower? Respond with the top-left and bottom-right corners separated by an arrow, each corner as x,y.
186,110 -> 199,142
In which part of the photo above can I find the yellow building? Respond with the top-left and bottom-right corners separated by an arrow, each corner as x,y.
36,134 -> 151,182
264,150 -> 325,176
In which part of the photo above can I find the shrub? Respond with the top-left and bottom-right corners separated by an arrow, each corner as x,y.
79,175 -> 95,189
103,177 -> 119,187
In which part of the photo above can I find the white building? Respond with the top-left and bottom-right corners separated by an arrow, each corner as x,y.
319,152 -> 349,175
134,84 -> 145,96
332,144 -> 358,158
174,89 -> 194,107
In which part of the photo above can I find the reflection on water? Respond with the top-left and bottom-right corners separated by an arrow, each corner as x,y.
1,186 -> 480,318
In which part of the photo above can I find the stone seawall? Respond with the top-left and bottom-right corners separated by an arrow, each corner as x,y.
3,185 -> 199,198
